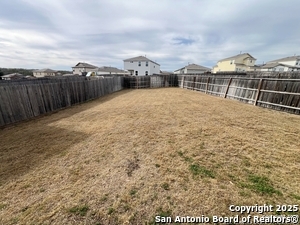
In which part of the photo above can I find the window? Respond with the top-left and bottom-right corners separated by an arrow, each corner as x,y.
145,71 -> 148,76
279,68 -> 284,71
138,61 -> 141,66
146,61 -> 148,67
135,71 -> 138,76
130,61 -> 133,63
250,60 -> 252,63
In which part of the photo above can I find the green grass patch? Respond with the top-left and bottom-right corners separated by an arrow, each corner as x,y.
108,207 -> 115,215
291,193 -> 300,200
240,174 -> 282,195
130,189 -> 137,196
177,151 -> 184,157
68,205 -> 89,216
100,194 -> 108,202
0,203 -> 7,210
162,183 -> 170,190
157,207 -> 172,217
189,164 -> 215,178
177,150 -> 193,163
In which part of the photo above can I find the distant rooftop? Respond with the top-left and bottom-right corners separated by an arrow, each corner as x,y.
73,62 -> 98,68
266,55 -> 300,64
93,66 -> 126,73
174,63 -> 211,72
218,53 -> 256,62
123,56 -> 160,66
33,68 -> 57,72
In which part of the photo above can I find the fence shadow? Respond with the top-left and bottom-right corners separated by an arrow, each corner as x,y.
0,125 -> 88,186
0,89 -> 135,185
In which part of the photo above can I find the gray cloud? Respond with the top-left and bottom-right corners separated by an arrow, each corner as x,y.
0,0 -> 299,71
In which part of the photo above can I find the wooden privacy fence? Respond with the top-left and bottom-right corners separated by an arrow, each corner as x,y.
0,76 -> 124,127
124,74 -> 178,88
179,75 -> 300,114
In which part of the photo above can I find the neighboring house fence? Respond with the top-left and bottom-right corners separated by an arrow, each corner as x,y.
179,75 -> 300,114
1,73 -> 299,127
0,76 -> 124,127
124,74 -> 178,88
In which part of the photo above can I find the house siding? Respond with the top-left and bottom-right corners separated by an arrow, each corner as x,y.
213,54 -> 256,73
124,60 -> 160,76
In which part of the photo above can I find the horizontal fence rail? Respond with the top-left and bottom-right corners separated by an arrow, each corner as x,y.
179,75 -> 300,115
124,75 -> 178,89
1,72 -> 299,127
0,76 -> 124,127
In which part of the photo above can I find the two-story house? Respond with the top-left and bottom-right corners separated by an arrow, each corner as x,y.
262,56 -> 300,72
72,62 -> 98,75
174,63 -> 211,74
123,56 -> 160,76
212,53 -> 256,73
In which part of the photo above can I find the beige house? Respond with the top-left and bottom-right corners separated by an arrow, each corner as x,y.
33,69 -> 57,78
212,53 -> 256,73
174,63 -> 211,74
72,62 -> 97,75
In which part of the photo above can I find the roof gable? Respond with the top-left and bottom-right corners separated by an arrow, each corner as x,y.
34,68 -> 57,73
185,63 -> 211,70
73,62 -> 98,68
267,55 -> 300,64
123,56 -> 160,66
96,66 -> 125,73
174,63 -> 211,72
218,53 -> 256,62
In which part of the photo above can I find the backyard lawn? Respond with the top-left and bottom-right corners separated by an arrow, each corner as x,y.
0,88 -> 299,224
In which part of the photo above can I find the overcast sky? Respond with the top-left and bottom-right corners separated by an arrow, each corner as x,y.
0,0 -> 299,71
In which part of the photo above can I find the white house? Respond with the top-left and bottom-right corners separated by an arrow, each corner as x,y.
264,56 -> 300,71
174,63 -> 211,74
123,56 -> 160,76
72,62 -> 98,75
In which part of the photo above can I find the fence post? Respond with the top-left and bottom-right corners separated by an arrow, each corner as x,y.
164,75 -> 167,87
254,79 -> 263,106
205,77 -> 210,94
193,77 -> 196,90
182,76 -> 185,88
224,78 -> 232,98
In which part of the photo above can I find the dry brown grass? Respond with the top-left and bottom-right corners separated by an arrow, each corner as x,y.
0,88 -> 299,224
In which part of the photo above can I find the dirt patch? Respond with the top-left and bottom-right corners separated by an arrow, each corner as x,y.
0,88 -> 299,224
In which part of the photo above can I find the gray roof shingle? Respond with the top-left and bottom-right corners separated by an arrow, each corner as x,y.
123,56 -> 160,66
266,55 -> 300,64
218,53 -> 256,62
73,62 -> 98,68
174,63 -> 211,72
